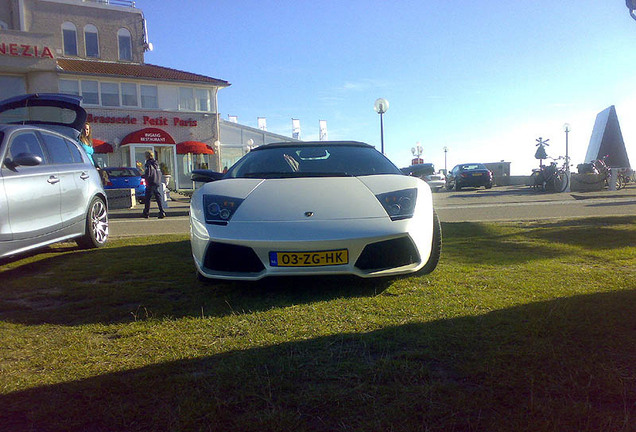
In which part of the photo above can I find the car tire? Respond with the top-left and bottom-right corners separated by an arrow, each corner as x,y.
76,197 -> 109,249
455,183 -> 462,191
415,210 -> 441,276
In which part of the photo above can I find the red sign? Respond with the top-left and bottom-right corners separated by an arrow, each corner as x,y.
0,42 -> 54,58
120,128 -> 176,145
86,113 -> 198,127
412,158 -> 424,165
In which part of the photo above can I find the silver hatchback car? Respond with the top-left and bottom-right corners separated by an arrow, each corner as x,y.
0,93 -> 108,258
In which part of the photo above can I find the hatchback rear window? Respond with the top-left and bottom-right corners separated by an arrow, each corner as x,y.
0,105 -> 80,126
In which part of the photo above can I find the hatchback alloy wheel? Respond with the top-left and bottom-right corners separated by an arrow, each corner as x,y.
77,197 -> 109,249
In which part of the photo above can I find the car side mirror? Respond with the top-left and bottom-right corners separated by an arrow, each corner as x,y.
4,152 -> 43,169
191,169 -> 224,183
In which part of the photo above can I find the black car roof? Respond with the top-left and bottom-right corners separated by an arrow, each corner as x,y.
251,141 -> 375,151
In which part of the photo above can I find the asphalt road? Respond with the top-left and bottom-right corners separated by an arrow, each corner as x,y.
433,184 -> 636,222
108,185 -> 636,238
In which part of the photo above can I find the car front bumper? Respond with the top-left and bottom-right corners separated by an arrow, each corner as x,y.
190,214 -> 434,281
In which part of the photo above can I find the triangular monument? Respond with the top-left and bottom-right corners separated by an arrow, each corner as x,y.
585,106 -> 631,168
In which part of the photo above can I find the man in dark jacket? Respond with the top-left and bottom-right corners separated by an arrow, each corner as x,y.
142,151 -> 166,219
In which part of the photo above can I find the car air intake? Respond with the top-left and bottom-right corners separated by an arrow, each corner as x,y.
355,237 -> 420,271
204,242 -> 265,273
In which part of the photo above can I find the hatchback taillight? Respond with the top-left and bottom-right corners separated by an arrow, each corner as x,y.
140,178 -> 146,186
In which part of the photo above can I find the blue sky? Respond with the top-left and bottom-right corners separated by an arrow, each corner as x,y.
138,0 -> 636,174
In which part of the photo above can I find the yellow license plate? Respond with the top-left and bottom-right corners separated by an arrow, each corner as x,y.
472,173 -> 483,176
269,249 -> 349,267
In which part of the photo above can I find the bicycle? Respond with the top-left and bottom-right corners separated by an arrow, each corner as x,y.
530,157 -> 569,193
590,155 -> 625,190
616,168 -> 634,189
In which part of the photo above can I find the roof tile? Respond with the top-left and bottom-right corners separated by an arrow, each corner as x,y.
56,58 -> 230,87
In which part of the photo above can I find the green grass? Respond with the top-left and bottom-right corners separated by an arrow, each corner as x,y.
0,216 -> 634,432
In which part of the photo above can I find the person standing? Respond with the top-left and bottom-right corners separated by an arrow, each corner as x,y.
80,122 -> 109,185
79,122 -> 95,164
142,151 -> 166,219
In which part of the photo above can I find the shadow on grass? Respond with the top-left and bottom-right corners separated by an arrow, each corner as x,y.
523,216 -> 636,251
0,239 -> 391,326
441,222 -> 564,265
441,216 -> 636,265
2,289 -> 634,432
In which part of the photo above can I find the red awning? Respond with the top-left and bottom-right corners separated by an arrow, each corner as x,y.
93,139 -> 113,153
120,128 -> 176,145
176,141 -> 215,155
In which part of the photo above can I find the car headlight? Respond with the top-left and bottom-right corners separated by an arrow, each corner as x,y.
376,188 -> 417,221
203,195 -> 244,224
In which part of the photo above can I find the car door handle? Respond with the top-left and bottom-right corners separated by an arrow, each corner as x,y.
80,172 -> 90,180
47,176 -> 60,184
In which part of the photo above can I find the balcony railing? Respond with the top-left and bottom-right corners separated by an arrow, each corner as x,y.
84,0 -> 136,7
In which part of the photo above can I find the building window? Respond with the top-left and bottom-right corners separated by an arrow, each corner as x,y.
118,28 -> 132,61
84,24 -> 99,58
140,85 -> 158,108
101,82 -> 120,107
195,89 -> 209,112
62,22 -> 78,56
81,80 -> 99,105
179,87 -> 195,111
121,83 -> 138,106
59,79 -> 80,95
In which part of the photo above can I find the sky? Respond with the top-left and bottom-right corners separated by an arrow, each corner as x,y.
137,0 -> 636,175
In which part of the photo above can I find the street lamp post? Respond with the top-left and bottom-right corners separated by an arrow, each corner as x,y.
374,98 -> 389,154
563,123 -> 571,192
443,146 -> 448,174
411,142 -> 423,164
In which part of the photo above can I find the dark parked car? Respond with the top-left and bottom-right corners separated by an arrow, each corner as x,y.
0,93 -> 109,258
401,163 -> 446,192
446,163 -> 493,190
103,167 -> 146,201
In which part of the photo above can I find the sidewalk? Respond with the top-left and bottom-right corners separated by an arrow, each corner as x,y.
108,191 -> 191,219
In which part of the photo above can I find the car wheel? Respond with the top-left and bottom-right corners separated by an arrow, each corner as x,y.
76,197 -> 109,249
415,210 -> 441,276
455,183 -> 462,191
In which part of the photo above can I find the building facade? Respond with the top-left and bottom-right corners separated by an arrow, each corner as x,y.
0,0 -> 297,189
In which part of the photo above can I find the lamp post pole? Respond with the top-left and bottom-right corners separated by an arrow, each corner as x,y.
374,98 -> 389,154
443,146 -> 448,174
563,123 -> 571,192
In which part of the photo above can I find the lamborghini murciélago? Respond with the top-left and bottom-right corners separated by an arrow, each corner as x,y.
190,141 -> 441,281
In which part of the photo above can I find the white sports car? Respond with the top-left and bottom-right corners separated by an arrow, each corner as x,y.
190,141 -> 441,281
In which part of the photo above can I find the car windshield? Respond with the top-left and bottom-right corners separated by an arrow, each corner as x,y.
460,164 -> 487,171
225,144 -> 402,179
